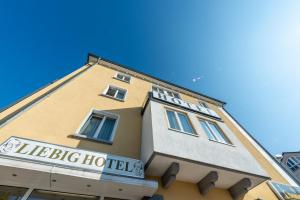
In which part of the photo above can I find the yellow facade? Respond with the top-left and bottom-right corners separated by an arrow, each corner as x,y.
0,55 -> 297,200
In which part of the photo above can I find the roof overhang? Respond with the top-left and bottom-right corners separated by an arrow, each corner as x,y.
86,53 -> 226,107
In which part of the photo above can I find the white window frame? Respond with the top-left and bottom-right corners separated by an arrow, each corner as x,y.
199,119 -> 232,145
102,85 -> 127,101
74,109 -> 120,144
165,108 -> 196,136
114,72 -> 132,83
152,85 -> 181,99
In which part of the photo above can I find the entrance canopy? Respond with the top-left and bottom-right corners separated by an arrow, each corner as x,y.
0,156 -> 157,200
0,137 -> 158,200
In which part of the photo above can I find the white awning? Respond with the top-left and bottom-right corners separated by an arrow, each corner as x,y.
0,156 -> 158,200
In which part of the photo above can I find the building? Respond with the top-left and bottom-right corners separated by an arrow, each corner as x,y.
0,53 -> 299,200
277,152 -> 300,184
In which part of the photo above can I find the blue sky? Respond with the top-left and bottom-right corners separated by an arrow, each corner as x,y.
0,1 -> 299,154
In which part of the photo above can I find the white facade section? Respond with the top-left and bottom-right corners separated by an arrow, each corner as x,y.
141,100 -> 269,188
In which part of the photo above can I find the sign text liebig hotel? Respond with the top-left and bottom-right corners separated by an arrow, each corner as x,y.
0,137 -> 144,179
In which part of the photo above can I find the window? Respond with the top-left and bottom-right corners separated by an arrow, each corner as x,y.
104,85 -> 127,101
77,110 -> 118,143
166,109 -> 195,135
0,185 -> 28,200
152,86 -> 181,99
199,119 -> 231,144
287,156 -> 300,171
115,72 -> 131,83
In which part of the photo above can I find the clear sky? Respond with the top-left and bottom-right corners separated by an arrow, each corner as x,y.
0,1 -> 299,155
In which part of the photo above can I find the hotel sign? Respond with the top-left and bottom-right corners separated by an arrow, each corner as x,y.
152,91 -> 221,119
0,137 -> 144,179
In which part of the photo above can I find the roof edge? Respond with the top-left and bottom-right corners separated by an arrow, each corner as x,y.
87,53 -> 226,106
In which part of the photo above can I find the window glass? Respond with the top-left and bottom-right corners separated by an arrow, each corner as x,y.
209,122 -> 228,144
116,90 -> 125,100
106,87 -> 117,97
79,112 -> 117,143
166,110 -> 195,135
0,185 -> 27,200
117,74 -> 123,79
98,118 -> 116,141
105,86 -> 126,101
124,76 -> 130,82
166,110 -> 180,130
200,120 -> 216,140
199,119 -> 231,144
116,73 -> 131,83
177,113 -> 193,134
81,116 -> 102,138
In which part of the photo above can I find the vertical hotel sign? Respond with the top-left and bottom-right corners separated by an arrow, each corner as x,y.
0,137 -> 144,179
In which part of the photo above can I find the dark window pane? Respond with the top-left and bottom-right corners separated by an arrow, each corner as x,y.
124,76 -> 130,82
116,90 -> 125,100
81,116 -> 102,138
98,118 -> 116,141
0,185 -> 27,200
117,74 -> 123,79
106,87 -> 116,97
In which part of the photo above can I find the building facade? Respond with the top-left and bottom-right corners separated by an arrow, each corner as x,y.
277,152 -> 300,185
0,53 -> 299,200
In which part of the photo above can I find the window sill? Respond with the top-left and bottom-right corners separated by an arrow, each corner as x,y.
168,128 -> 199,137
73,134 -> 113,145
113,77 -> 131,84
208,139 -> 235,147
100,94 -> 125,102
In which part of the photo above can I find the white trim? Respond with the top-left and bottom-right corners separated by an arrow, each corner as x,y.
218,107 -> 299,186
75,109 -> 120,143
114,72 -> 132,84
102,85 -> 128,101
